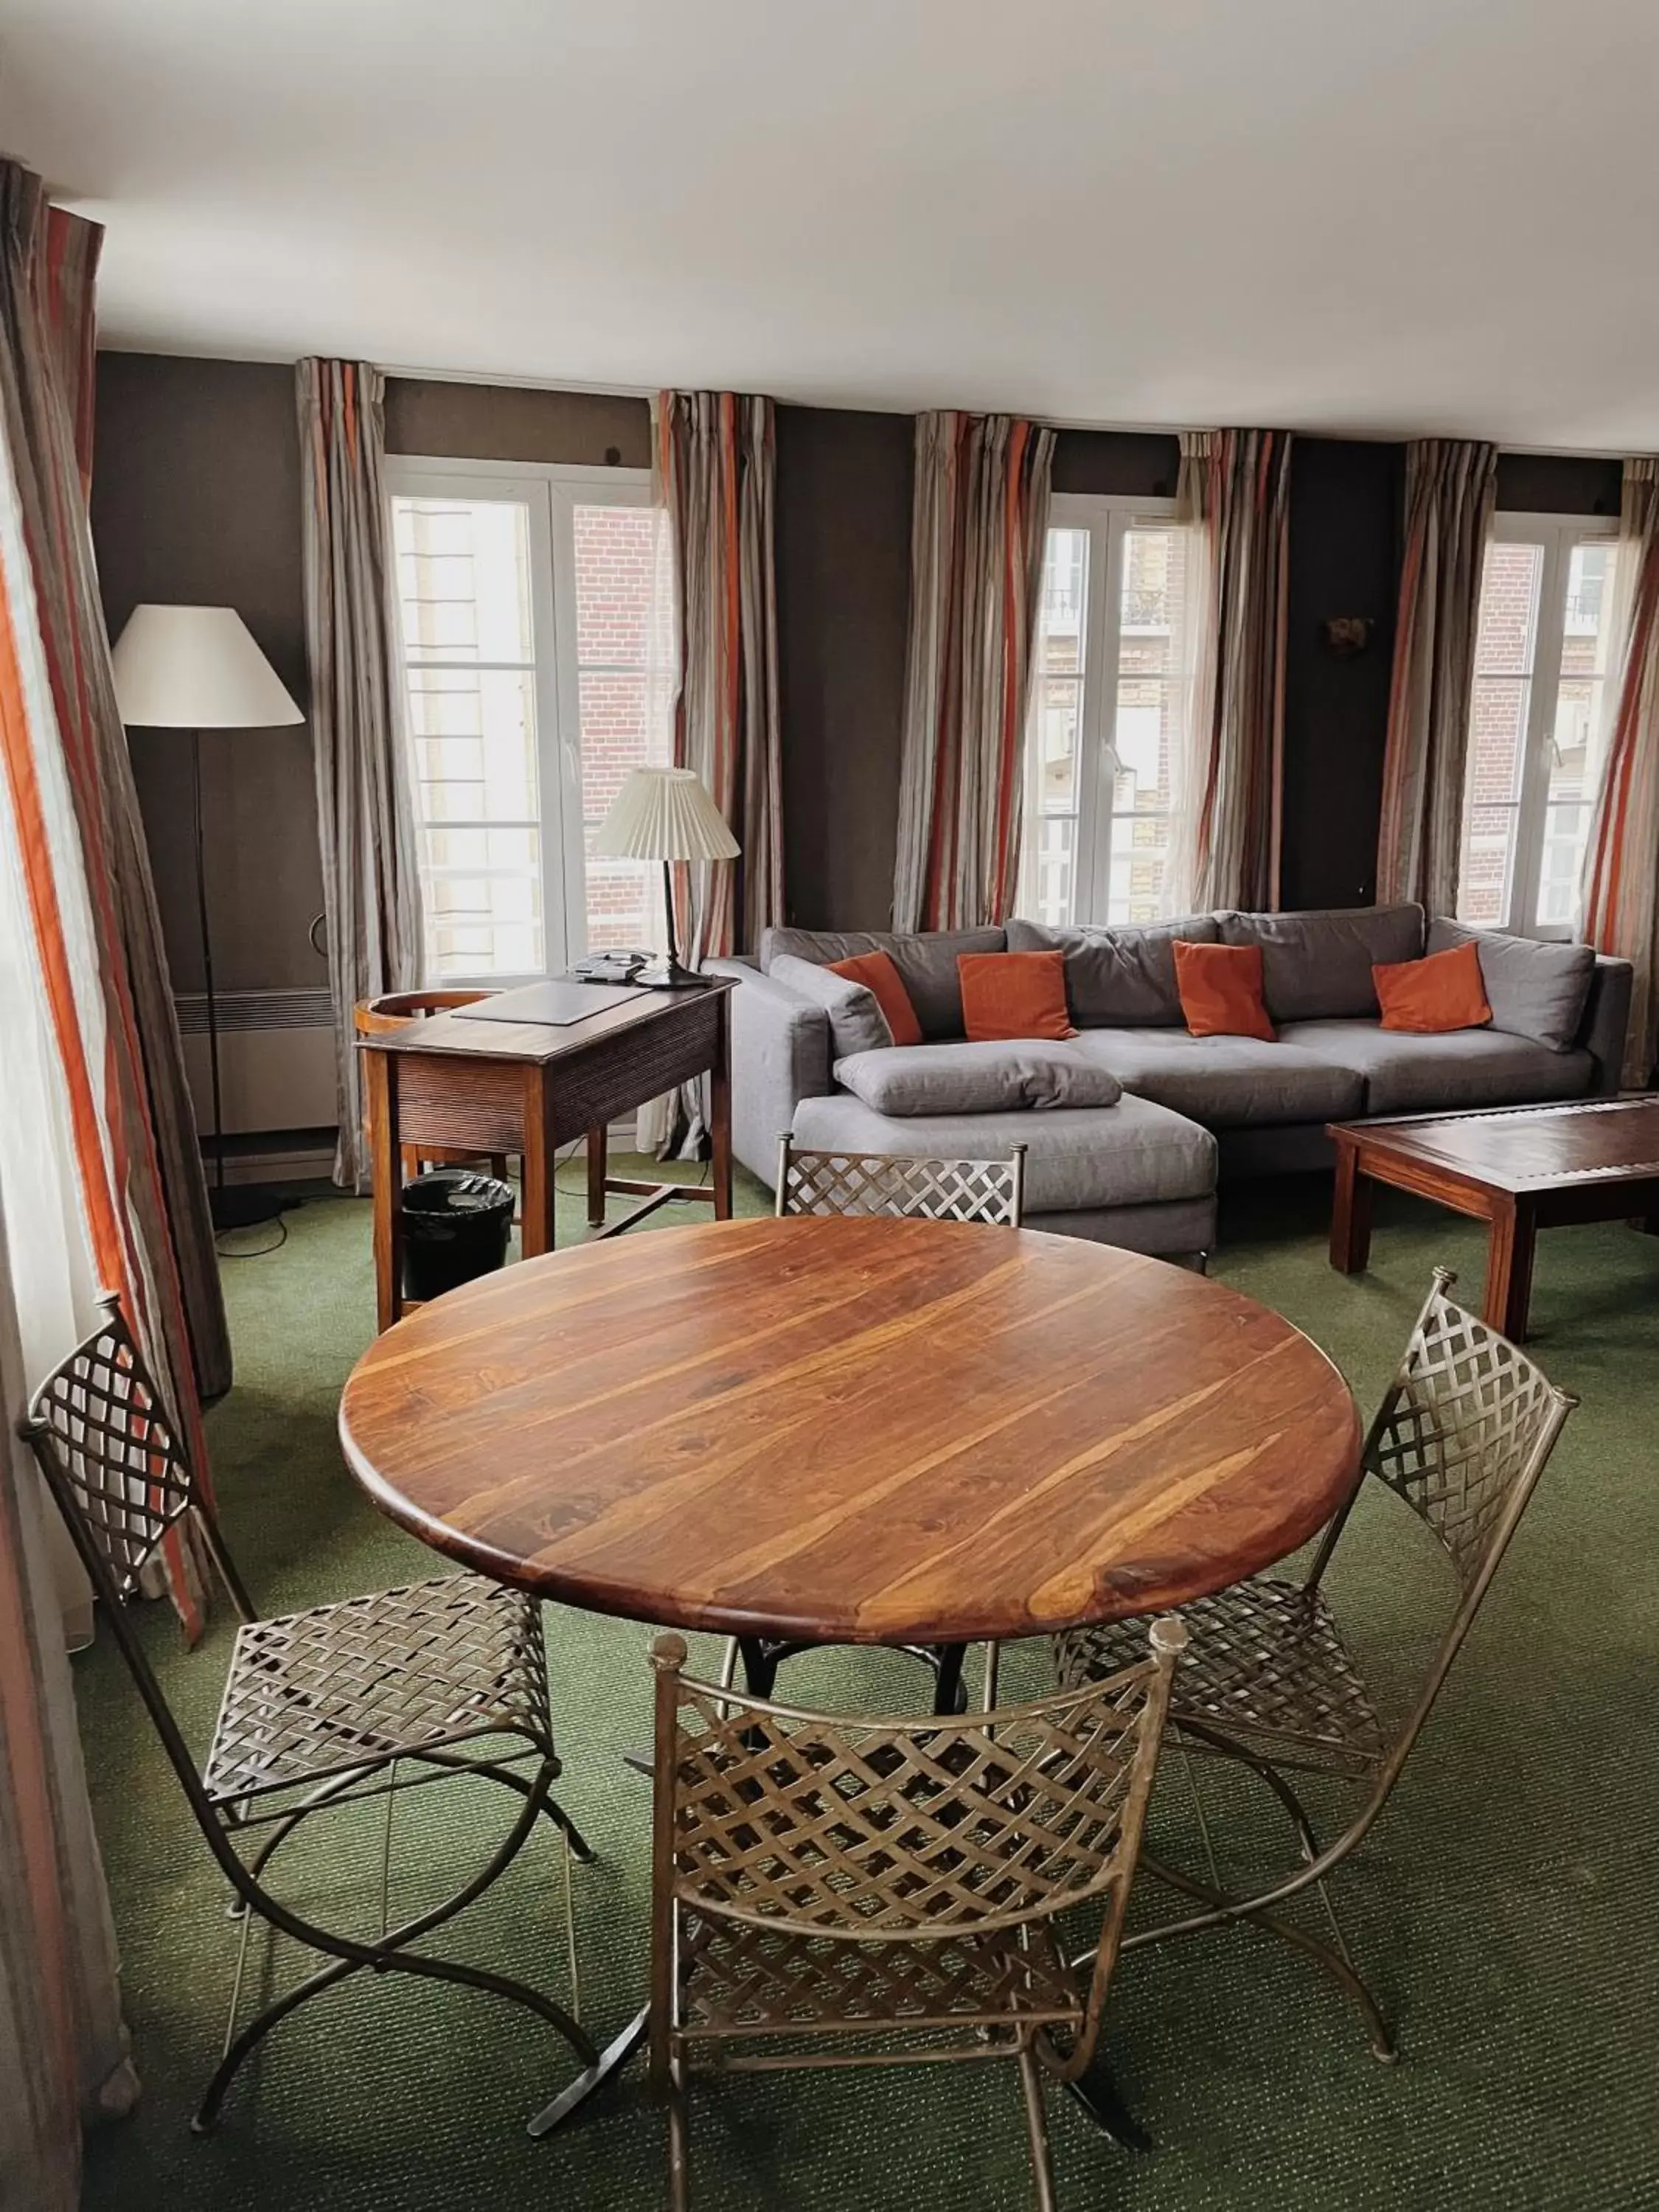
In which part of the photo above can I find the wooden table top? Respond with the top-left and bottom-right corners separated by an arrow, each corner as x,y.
338,1216 -> 1361,1647
358,975 -> 734,1067
1336,1094 -> 1659,1193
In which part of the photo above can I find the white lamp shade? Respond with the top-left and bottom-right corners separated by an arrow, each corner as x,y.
111,604 -> 304,730
591,766 -> 740,862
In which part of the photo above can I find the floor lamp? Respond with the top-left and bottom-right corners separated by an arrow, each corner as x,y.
111,604 -> 305,1231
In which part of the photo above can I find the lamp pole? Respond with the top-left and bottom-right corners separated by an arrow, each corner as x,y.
189,728 -> 274,1231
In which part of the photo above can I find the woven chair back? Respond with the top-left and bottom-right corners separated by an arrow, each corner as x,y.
776,1139 -> 1026,1228
655,1635 -> 1178,1944
1363,1268 -> 1575,1590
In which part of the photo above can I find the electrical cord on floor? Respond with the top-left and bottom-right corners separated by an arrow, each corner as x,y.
213,1216 -> 290,1259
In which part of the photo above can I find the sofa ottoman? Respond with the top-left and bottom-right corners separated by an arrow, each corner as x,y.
788,1091 -> 1219,1259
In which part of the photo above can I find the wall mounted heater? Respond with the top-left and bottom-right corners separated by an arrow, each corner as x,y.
173,987 -> 338,1178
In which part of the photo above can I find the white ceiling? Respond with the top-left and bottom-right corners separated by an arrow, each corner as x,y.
4,0 -> 1658,448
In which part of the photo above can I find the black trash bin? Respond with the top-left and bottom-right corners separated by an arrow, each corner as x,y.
400,1169 -> 515,1302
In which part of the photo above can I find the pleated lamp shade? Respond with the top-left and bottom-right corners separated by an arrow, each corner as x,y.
111,604 -> 303,730
591,766 -> 740,861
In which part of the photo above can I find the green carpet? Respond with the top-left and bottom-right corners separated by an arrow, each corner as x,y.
74,1161 -> 1659,2211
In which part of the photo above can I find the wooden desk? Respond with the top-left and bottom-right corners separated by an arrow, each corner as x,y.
359,978 -> 734,1332
339,1214 -> 1361,1642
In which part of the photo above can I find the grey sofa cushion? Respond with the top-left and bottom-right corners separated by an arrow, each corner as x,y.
1005,915 -> 1219,1026
769,955 -> 894,1060
790,1091 -> 1217,1213
1279,1020 -> 1594,1116
759,926 -> 1005,1038
1425,919 -> 1596,1052
1219,905 -> 1425,1020
834,1041 -> 1123,1116
1071,1028 -> 1364,1127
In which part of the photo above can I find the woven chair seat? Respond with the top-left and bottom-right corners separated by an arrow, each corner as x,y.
203,1574 -> 554,1809
678,1909 -> 1080,2037
1054,1578 -> 1387,1779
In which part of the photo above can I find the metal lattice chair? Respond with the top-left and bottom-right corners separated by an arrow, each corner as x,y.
21,1296 -> 601,2133
648,1617 -> 1186,2212
721,1134 -> 1029,1716
1051,1267 -> 1576,2056
776,1133 -> 1026,1228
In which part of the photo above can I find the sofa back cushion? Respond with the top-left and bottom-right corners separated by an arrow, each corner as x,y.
759,926 -> 1005,1037
827,951 -> 923,1046
1425,918 -> 1595,1052
1005,915 -> 1220,1026
834,1040 -> 1122,1116
1217,904 -> 1424,1020
768,955 -> 894,1060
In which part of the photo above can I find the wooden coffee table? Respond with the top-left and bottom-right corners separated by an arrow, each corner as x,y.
1328,1096 -> 1659,1340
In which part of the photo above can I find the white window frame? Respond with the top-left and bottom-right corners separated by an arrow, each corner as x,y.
1028,490 -> 1183,928
1470,510 -> 1619,942
386,454 -> 655,983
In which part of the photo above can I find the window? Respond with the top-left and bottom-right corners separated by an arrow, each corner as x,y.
1458,515 -> 1620,938
1020,495 -> 1196,928
388,459 -> 670,981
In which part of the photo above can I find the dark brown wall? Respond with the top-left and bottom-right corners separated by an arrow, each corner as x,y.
93,354 -> 320,995
1495,452 -> 1621,517
383,379 -> 652,468
1052,429 -> 1180,499
1279,439 -> 1405,910
774,405 -> 914,928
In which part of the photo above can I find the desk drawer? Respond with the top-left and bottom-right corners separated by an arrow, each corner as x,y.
396,1057 -> 526,1154
547,996 -> 722,1144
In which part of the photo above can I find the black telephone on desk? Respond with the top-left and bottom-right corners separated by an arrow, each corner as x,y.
570,949 -> 652,985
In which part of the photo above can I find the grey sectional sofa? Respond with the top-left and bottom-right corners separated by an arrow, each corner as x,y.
706,905 -> 1632,1260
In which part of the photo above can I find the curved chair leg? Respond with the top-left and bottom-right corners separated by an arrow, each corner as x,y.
198,1759 -> 599,2130
1131,1851 -> 1396,2062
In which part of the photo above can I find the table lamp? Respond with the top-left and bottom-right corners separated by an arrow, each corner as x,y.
590,766 -> 739,988
111,604 -> 305,1231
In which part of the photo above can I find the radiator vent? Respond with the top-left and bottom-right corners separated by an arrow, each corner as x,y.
173,989 -> 337,1136
173,987 -> 333,1037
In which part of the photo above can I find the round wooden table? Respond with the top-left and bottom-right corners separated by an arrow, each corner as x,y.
339,1214 -> 1361,1648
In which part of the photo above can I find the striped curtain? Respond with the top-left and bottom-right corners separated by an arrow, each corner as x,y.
0,158 -> 226,1615
893,412 -> 1055,931
0,154 -> 174,2211
0,1211 -> 137,2212
1376,439 -> 1498,912
297,361 -> 425,1192
1580,458 -> 1659,1087
1172,428 -> 1293,913
655,391 -> 783,960
646,392 -> 782,1155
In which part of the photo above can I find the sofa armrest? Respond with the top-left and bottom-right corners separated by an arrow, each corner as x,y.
706,956 -> 832,1186
1577,953 -> 1634,1093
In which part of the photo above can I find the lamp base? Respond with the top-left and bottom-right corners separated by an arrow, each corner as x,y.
641,957 -> 712,990
209,1184 -> 283,1232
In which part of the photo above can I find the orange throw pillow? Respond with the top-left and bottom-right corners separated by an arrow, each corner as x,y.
1173,940 -> 1276,1041
1374,941 -> 1492,1034
957,950 -> 1077,1043
827,950 -> 923,1046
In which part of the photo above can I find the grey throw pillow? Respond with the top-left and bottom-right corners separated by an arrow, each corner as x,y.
1426,919 -> 1595,1052
769,954 -> 894,1059
1218,905 -> 1425,1020
759,925 -> 1006,1037
833,1041 -> 1124,1116
1006,915 -> 1219,1026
